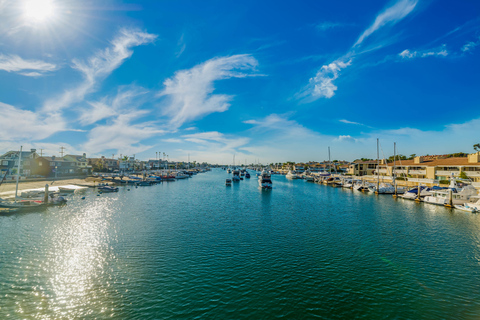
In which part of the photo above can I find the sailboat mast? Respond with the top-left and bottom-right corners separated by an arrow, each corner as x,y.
393,142 -> 397,196
328,147 -> 331,173
377,138 -> 380,191
15,146 -> 22,202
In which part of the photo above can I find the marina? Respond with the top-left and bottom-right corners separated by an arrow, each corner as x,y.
1,169 -> 480,318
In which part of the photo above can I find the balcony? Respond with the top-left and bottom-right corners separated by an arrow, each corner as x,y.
436,170 -> 459,176
409,170 -> 426,175
464,171 -> 480,177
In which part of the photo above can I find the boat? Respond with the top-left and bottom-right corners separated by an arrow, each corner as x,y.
423,180 -> 478,206
97,185 -> 119,192
232,169 -> 241,182
137,181 -> 153,186
285,170 -> 299,179
401,185 -> 434,200
58,186 -> 77,193
0,146 -> 45,209
454,203 -> 478,213
174,172 -> 189,179
258,170 -> 273,189
245,172 -> 251,179
225,178 -> 232,186
0,199 -> 43,209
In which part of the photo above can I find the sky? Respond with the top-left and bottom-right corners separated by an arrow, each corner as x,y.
0,0 -> 479,164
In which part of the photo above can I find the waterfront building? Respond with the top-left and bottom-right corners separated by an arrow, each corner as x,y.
88,156 -> 120,172
33,156 -> 77,177
63,153 -> 92,175
0,149 -> 39,177
376,151 -> 480,185
348,160 -> 377,176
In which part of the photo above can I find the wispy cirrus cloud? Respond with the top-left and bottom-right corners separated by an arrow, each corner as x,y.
399,45 -> 448,59
339,119 -> 368,126
315,21 -> 352,31
158,54 -> 260,129
354,0 -> 418,47
303,0 -> 418,101
79,85 -> 149,125
462,37 -> 480,52
0,102 -> 67,140
82,111 -> 164,154
0,54 -> 57,76
43,28 -> 157,112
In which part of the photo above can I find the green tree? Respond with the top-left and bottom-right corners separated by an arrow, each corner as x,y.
473,143 -> 480,152
459,171 -> 468,179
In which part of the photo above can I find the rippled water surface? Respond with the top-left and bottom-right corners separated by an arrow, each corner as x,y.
1,169 -> 480,319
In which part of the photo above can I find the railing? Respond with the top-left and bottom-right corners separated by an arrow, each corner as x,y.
464,171 -> 480,177
408,170 -> 426,175
408,178 -> 438,184
436,170 -> 459,176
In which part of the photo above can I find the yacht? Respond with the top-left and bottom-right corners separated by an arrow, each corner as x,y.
232,169 -> 241,182
285,170 -> 299,179
401,185 -> 435,200
423,181 -> 478,206
455,195 -> 480,213
258,170 -> 273,189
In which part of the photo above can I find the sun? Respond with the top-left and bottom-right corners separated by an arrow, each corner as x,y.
23,0 -> 56,23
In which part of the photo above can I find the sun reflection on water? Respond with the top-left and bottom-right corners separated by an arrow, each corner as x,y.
15,194 -> 121,319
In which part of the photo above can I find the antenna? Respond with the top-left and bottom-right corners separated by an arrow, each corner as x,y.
60,146 -> 66,157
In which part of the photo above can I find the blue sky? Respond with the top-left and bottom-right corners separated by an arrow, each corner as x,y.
0,0 -> 479,164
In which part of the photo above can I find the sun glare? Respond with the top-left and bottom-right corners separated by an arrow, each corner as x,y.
23,0 -> 56,22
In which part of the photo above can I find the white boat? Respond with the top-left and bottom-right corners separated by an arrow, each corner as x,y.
400,186 -> 433,200
0,199 -> 43,209
0,146 -> 45,209
258,170 -> 273,189
454,203 -> 478,213
285,170 -> 299,179
423,180 -> 478,206
174,172 -> 189,179
232,170 -> 241,182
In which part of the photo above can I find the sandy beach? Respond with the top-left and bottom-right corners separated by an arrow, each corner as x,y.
0,177 -> 103,198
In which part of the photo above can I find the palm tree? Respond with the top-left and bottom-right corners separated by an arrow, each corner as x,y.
474,143 -> 480,152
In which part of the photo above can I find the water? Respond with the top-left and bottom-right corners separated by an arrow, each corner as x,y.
1,169 -> 480,319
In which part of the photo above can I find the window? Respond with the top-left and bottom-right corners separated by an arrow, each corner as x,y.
2,160 -> 8,166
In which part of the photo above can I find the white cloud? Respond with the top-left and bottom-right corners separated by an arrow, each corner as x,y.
354,0 -> 418,47
316,22 -> 347,31
82,111 -> 164,154
399,45 -> 448,59
163,138 -> 182,143
336,135 -> 358,143
462,39 -> 479,52
307,59 -> 352,99
0,102 -> 67,141
302,0 -> 417,101
0,54 -> 56,75
340,119 -> 364,126
158,54 -> 259,129
43,28 -> 157,112
79,85 -> 149,125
